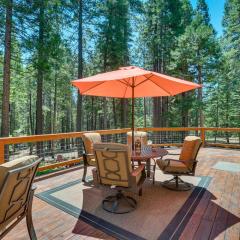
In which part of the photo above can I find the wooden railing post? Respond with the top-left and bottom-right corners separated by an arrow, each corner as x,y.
200,128 -> 205,147
0,142 -> 5,164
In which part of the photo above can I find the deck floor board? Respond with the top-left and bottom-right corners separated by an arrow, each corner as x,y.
3,147 -> 240,240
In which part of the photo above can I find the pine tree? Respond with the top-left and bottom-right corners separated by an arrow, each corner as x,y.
170,0 -> 193,127
1,0 -> 12,140
220,0 -> 240,130
143,0 -> 186,127
172,0 -> 220,127
96,0 -> 131,129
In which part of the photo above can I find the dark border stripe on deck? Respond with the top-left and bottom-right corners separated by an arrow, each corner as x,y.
158,176 -> 211,240
36,176 -> 211,240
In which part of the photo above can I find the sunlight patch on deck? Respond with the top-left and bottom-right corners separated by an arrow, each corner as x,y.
212,161 -> 240,173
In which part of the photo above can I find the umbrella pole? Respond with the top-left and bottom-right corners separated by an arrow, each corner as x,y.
132,83 -> 134,150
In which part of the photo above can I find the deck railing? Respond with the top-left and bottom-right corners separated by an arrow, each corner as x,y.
0,127 -> 240,171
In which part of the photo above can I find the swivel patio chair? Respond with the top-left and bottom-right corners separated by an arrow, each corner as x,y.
127,131 -> 157,183
93,143 -> 146,214
156,136 -> 202,191
127,131 -> 148,147
0,155 -> 41,240
81,132 -> 102,182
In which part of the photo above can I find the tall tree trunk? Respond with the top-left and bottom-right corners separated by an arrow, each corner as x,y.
10,102 -> 15,135
28,85 -> 34,155
91,97 -> 94,129
35,1 -> 45,157
1,0 -> 12,136
181,93 -> 188,127
53,65 -> 58,134
29,79 -> 34,135
1,0 -> 13,160
121,99 -> 128,128
103,98 -> 107,129
143,98 -> 147,128
112,98 -> 117,128
76,0 -> 83,132
35,1 -> 44,135
197,65 -> 204,127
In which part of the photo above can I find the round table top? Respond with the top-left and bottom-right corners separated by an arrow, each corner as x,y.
131,145 -> 168,161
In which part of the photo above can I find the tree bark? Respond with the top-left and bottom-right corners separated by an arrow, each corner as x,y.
53,64 -> 58,134
121,99 -> 128,128
35,1 -> 44,136
181,92 -> 188,127
35,1 -> 45,158
143,98 -> 147,128
76,0 -> 83,132
1,0 -> 13,139
197,65 -> 204,127
112,98 -> 117,128
29,79 -> 34,135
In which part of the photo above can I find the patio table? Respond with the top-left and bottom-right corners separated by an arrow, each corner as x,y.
131,146 -> 168,180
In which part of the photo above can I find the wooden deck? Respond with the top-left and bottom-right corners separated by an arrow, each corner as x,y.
4,147 -> 240,240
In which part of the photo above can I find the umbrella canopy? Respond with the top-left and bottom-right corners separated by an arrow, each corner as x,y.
72,66 -> 201,149
72,66 -> 201,98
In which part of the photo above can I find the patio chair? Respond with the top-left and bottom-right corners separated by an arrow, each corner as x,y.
0,155 -> 41,240
127,131 -> 148,146
93,143 -> 146,214
156,136 -> 202,191
81,132 -> 102,182
127,131 -> 157,183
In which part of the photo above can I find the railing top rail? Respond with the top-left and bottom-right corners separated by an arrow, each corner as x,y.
0,127 -> 240,145
0,128 -> 131,145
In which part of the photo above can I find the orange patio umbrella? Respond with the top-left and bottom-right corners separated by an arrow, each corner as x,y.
72,66 -> 201,149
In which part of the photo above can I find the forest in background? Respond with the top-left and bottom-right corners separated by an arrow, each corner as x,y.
0,0 -> 239,138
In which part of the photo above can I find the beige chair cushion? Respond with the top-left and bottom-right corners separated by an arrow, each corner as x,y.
94,143 -> 132,187
157,158 -> 189,173
127,131 -> 148,146
0,155 -> 39,191
179,136 -> 202,168
82,132 -> 102,154
82,132 -> 101,166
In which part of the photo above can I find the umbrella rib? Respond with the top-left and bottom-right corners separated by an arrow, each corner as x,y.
123,78 -> 130,98
119,79 -> 131,87
149,79 -> 173,96
134,74 -> 153,88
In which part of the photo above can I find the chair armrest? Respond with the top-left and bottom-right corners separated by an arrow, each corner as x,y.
166,159 -> 197,164
83,153 -> 94,157
163,158 -> 189,166
131,164 -> 145,177
167,153 -> 180,156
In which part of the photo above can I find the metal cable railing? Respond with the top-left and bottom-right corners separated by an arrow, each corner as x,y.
1,127 -> 240,171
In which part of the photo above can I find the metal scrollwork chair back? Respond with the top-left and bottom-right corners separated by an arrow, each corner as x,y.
0,156 -> 41,240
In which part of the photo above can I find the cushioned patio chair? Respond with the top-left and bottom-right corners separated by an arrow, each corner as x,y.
0,155 -> 41,240
127,131 -> 158,183
127,131 -> 148,146
93,143 -> 146,214
81,132 -> 102,182
156,136 -> 202,191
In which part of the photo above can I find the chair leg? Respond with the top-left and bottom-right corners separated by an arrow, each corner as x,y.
152,159 -> 157,185
82,155 -> 88,182
138,187 -> 142,196
26,189 -> 37,240
175,176 -> 179,188
162,175 -> 193,191
102,190 -> 137,214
